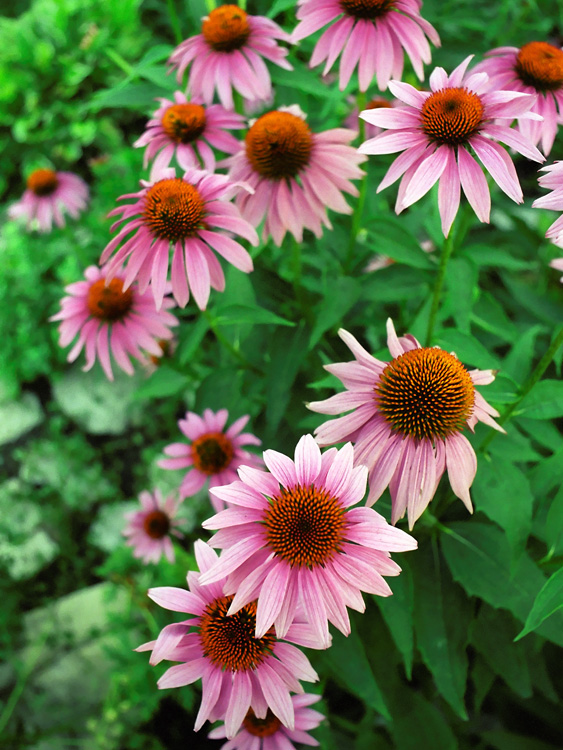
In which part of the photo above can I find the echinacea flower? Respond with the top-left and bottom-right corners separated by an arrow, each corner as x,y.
208,694 -> 324,750
169,5 -> 292,110
137,540 -> 319,738
50,265 -> 178,381
227,105 -> 365,245
345,96 -> 399,139
359,56 -> 544,236
474,42 -> 563,155
550,258 -> 563,279
9,168 -> 89,233
532,160 -> 563,246
309,320 -> 504,529
199,435 -> 416,647
134,91 -> 245,179
291,0 -> 440,92
158,409 -> 262,512
99,167 -> 258,310
123,489 -> 184,564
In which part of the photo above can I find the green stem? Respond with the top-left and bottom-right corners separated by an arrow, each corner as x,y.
0,632 -> 48,735
166,0 -> 183,45
203,311 -> 262,374
425,231 -> 455,346
344,92 -> 367,273
238,0 -> 247,9
480,326 -> 563,451
103,48 -> 135,77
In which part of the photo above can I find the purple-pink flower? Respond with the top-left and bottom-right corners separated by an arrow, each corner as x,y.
123,489 -> 184,564
134,91 -> 245,179
532,160 -> 563,248
292,0 -> 440,92
169,5 -> 292,110
208,694 -> 324,750
99,167 -> 258,310
474,42 -> 563,155
309,320 -> 504,529
227,105 -> 365,245
199,435 -> 416,648
158,409 -> 262,512
137,540 -> 319,738
50,265 -> 178,381
359,56 -> 544,236
9,168 -> 89,233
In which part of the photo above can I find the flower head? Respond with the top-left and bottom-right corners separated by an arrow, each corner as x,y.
134,92 -> 245,180
208,694 -> 324,750
199,435 -> 416,647
159,409 -> 262,511
137,541 -> 319,738
292,0 -> 440,92
50,265 -> 178,381
532,160 -> 563,248
359,56 -> 544,236
169,5 -> 292,110
308,320 -> 505,528
227,106 -> 365,245
9,168 -> 89,233
474,42 -> 563,155
123,489 -> 184,564
99,167 -> 258,310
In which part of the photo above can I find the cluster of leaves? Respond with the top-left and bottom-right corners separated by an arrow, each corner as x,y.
1,0 -> 563,749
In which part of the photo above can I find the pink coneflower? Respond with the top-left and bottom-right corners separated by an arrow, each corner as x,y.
199,435 -> 416,647
359,56 -> 544,236
50,265 -> 178,381
308,320 -> 505,529
137,540 -> 319,738
9,168 -> 89,233
291,0 -> 440,92
208,694 -> 324,750
227,106 -> 365,245
123,489 -> 184,564
532,160 -> 563,246
134,91 -> 245,179
158,409 -> 262,512
550,258 -> 563,279
474,42 -> 563,155
169,5 -> 292,110
345,96 -> 399,139
99,167 -> 258,310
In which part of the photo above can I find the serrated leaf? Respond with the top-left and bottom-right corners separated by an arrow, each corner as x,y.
519,380 -> 563,419
516,567 -> 563,640
213,304 -> 295,327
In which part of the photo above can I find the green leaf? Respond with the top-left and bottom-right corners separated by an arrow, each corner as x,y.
440,522 -> 563,648
134,366 -> 190,400
310,276 -> 362,349
519,380 -> 563,419
435,329 -> 501,369
471,606 -> 531,697
267,0 -> 296,18
318,628 -> 390,719
412,543 -> 468,719
365,219 -> 434,269
502,325 -> 544,383
516,567 -> 563,640
472,457 -> 533,556
482,730 -> 561,750
213,304 -> 295,328
0,392 -> 43,445
374,557 -> 414,679
463,244 -> 536,270
88,82 -> 167,111
390,692 -> 457,750
445,257 -> 477,333
265,325 -> 309,435
545,485 -> 563,557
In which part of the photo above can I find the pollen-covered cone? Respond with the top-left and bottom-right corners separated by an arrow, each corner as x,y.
136,540 -> 320,739
122,489 -> 184,564
198,435 -> 416,649
309,319 -> 505,529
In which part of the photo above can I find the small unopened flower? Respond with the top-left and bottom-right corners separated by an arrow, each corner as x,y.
159,409 -> 262,511
359,56 -> 544,236
532,160 -> 563,247
50,265 -> 178,381
134,92 -> 245,179
200,435 -> 416,647
292,0 -> 440,92
123,489 -> 184,564
309,320 -> 505,529
169,5 -> 292,109
9,168 -> 89,233
227,106 -> 365,245
99,167 -> 258,310
208,694 -> 324,750
137,541 -> 319,738
475,42 -> 563,155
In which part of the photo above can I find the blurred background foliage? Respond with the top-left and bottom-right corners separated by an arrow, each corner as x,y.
1,0 -> 563,748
